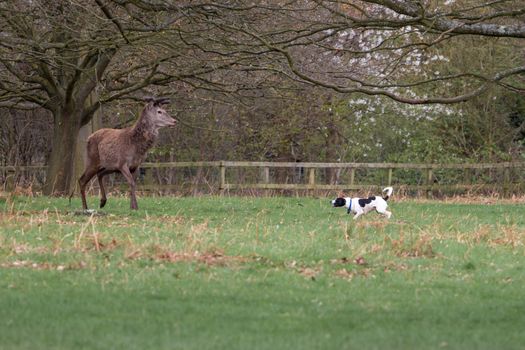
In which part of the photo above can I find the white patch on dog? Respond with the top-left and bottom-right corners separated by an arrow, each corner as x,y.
331,187 -> 393,220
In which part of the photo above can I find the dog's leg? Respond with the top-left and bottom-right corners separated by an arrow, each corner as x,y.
353,212 -> 363,220
375,201 -> 391,219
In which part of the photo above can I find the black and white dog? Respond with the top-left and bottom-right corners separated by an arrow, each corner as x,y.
331,187 -> 393,219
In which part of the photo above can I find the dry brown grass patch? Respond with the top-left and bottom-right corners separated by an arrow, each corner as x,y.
489,225 -> 524,248
153,248 -> 248,267
408,194 -> 525,205
457,224 -> 524,248
389,232 -> 435,258
354,220 -> 389,230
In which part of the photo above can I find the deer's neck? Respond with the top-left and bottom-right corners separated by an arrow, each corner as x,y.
130,117 -> 158,155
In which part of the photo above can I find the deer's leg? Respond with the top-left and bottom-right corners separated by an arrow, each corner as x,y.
130,167 -> 141,208
78,167 -> 97,210
120,166 -> 138,210
97,173 -> 107,208
131,167 -> 140,181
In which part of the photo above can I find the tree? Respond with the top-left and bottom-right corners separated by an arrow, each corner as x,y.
0,1 -> 230,195
0,0 -> 295,195
1,0 -> 523,196
171,0 -> 524,104
0,2 -> 127,194
136,0 -> 525,164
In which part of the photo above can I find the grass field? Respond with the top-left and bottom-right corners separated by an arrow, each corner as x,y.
1,195 -> 524,350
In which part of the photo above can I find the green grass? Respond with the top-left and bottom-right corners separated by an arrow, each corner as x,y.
1,195 -> 525,350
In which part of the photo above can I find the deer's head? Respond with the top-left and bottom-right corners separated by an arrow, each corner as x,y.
144,97 -> 176,128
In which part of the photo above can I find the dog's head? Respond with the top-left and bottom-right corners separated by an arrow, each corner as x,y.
331,197 -> 347,207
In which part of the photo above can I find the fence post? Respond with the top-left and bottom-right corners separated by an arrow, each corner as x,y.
262,166 -> 270,184
349,168 -> 355,186
308,168 -> 315,187
425,168 -> 433,198
219,161 -> 226,190
144,166 -> 154,189
464,167 -> 472,186
503,166 -> 510,197
6,168 -> 16,192
387,168 -> 393,186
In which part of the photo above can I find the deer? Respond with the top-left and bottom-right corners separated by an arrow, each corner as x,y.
77,97 -> 176,210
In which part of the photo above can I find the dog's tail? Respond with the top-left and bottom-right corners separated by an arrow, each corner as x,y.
382,186 -> 393,201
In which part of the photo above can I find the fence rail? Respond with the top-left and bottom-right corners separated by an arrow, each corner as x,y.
2,161 -> 525,196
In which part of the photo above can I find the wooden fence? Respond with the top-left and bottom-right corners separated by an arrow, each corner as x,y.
3,161 -> 524,196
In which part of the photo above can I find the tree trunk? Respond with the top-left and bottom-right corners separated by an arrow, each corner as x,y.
74,104 -> 103,193
43,107 -> 83,196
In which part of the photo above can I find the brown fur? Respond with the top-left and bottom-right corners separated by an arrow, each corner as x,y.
78,100 -> 175,210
